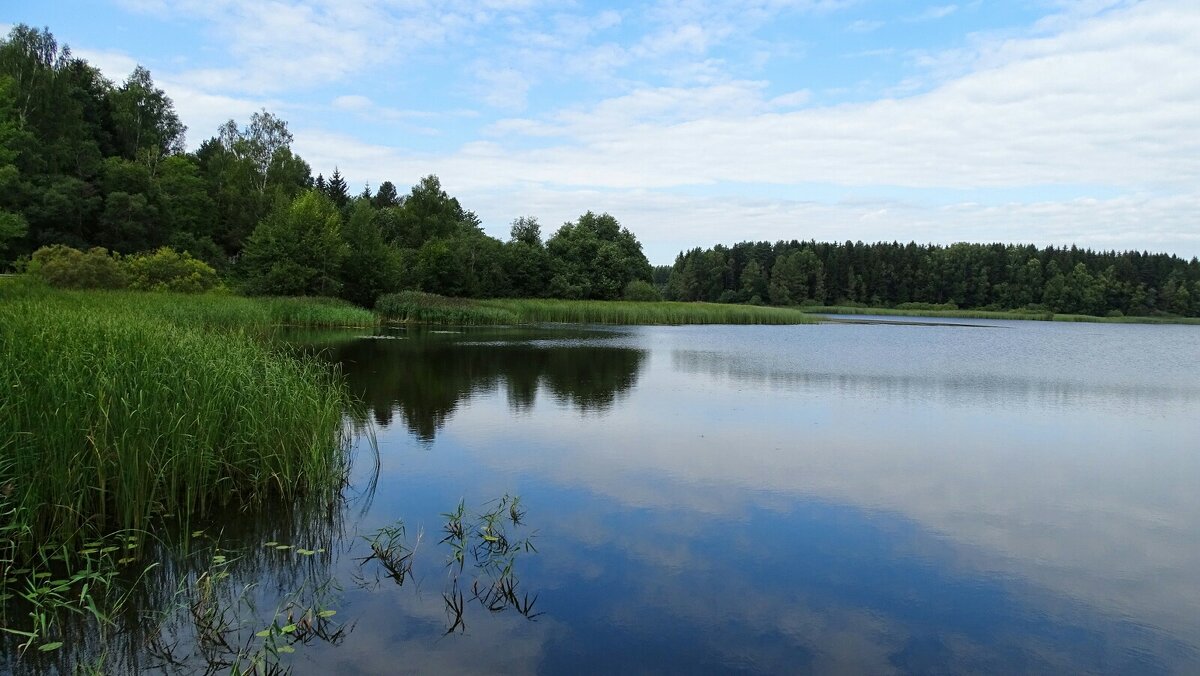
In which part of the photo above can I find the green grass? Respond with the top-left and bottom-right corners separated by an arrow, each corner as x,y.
798,304 -> 1200,325
376,291 -> 520,325
0,284 -> 360,562
377,291 -> 815,325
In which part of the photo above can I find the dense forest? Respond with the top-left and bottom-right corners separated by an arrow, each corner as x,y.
2,24 -> 1199,317
0,26 -> 654,305
660,239 -> 1200,317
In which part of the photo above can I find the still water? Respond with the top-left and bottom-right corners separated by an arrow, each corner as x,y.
280,319 -> 1200,674
23,318 -> 1200,674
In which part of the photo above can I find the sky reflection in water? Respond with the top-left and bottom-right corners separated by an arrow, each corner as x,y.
294,321 -> 1200,674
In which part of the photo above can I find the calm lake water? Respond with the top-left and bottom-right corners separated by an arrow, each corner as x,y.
14,318 -> 1200,674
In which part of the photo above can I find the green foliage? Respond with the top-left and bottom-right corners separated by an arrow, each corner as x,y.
28,244 -> 128,289
0,285 -> 355,560
0,209 -> 26,258
481,299 -> 815,325
376,291 -> 518,325
622,279 -> 662,302
126,247 -> 220,293
669,239 -> 1200,318
240,190 -> 347,296
339,199 -> 403,307
545,211 -> 652,300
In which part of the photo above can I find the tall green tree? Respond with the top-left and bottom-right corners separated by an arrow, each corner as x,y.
546,211 -> 651,300
239,190 -> 347,296
340,198 -> 402,306
326,167 -> 349,207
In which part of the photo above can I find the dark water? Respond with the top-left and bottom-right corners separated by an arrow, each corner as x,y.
14,319 -> 1200,674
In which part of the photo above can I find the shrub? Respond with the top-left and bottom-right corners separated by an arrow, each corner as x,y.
622,279 -> 662,302
29,245 -> 129,289
896,301 -> 959,311
127,247 -> 221,293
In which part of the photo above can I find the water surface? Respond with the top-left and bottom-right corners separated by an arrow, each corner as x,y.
20,319 -> 1200,674
285,319 -> 1200,674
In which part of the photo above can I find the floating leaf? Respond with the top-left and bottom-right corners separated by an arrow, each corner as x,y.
255,629 -> 272,638
296,549 -> 314,556
38,642 -> 63,652
212,555 -> 227,564
191,531 -> 204,538
117,558 -> 135,565
264,541 -> 278,547
274,545 -> 292,550
276,645 -> 295,654
282,624 -> 297,633
317,610 -> 336,618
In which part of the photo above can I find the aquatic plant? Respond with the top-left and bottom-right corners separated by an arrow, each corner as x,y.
0,285 -> 359,562
377,290 -> 816,325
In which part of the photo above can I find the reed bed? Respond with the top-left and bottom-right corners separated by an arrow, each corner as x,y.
0,286 -> 357,561
800,304 -> 1200,324
376,291 -> 519,325
377,292 -> 815,325
485,299 -> 815,325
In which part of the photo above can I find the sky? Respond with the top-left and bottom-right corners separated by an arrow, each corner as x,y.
6,0 -> 1200,263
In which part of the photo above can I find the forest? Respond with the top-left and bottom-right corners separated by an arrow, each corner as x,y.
659,239 -> 1200,317
2,24 -> 1199,318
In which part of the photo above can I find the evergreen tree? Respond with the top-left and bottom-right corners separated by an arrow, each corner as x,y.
326,168 -> 349,208
372,180 -> 399,209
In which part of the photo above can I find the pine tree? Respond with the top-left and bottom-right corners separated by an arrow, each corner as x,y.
326,168 -> 349,208
372,180 -> 400,209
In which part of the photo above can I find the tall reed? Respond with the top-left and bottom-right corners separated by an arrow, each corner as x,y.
377,292 -> 815,325
0,285 -> 356,560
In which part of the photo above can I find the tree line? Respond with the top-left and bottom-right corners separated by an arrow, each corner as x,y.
661,240 -> 1200,317
4,25 -> 1199,318
0,26 -> 654,305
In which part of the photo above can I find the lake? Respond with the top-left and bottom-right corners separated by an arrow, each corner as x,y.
18,318 -> 1200,674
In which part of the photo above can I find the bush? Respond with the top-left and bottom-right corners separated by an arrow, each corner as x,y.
622,279 -> 662,302
29,245 -> 129,289
376,290 -> 517,325
127,247 -> 221,293
896,301 -> 959,311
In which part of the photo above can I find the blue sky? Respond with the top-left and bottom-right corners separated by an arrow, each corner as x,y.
6,0 -> 1200,263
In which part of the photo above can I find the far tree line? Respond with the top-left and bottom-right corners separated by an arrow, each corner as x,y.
660,241 -> 1200,317
2,24 -> 1198,317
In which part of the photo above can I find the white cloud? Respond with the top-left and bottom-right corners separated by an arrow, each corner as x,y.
909,4 -> 958,22
73,48 -> 140,80
331,94 -> 373,111
847,19 -> 883,32
445,1 -> 1200,194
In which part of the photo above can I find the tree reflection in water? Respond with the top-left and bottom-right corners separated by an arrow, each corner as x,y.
302,327 -> 648,441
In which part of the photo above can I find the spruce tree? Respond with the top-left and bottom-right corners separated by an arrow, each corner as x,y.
327,168 -> 349,208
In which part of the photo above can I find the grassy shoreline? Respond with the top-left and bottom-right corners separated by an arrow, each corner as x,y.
795,304 -> 1200,325
0,283 -> 367,562
377,291 -> 816,325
